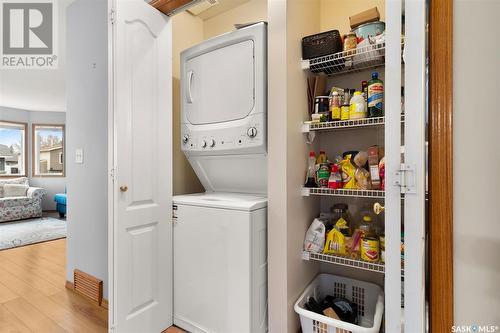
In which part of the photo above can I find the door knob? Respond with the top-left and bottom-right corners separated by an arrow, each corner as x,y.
373,202 -> 385,215
120,186 -> 128,192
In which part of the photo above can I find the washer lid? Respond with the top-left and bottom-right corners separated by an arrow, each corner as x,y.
173,192 -> 268,211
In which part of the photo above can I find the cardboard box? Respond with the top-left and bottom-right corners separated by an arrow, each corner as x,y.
349,7 -> 380,29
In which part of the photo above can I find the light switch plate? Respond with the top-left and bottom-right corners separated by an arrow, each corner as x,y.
75,148 -> 84,164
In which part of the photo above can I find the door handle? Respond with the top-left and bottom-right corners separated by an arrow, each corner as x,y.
120,186 -> 128,192
373,202 -> 385,215
187,70 -> 194,104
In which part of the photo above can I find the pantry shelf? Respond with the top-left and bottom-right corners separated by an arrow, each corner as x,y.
302,187 -> 385,199
302,251 -> 385,274
302,115 -> 405,133
302,41 -> 386,76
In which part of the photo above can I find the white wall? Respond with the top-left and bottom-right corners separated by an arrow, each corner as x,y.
66,0 -> 108,297
453,0 -> 500,325
0,107 -> 66,210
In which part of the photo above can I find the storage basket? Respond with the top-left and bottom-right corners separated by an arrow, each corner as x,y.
294,274 -> 384,333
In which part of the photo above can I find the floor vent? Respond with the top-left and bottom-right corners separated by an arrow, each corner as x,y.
73,269 -> 103,306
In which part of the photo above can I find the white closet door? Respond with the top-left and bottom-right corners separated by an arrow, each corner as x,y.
112,0 -> 172,331
384,0 -> 403,331
385,0 -> 427,332
403,0 -> 427,331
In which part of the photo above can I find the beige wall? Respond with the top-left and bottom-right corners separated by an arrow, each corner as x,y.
203,0 -> 267,39
268,0 -> 321,332
453,0 -> 500,325
267,2 -> 288,332
286,2 -> 322,331
172,12 -> 205,195
171,2 -> 268,195
320,0 -> 385,35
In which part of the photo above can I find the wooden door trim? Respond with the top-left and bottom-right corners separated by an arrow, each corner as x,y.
429,0 -> 454,331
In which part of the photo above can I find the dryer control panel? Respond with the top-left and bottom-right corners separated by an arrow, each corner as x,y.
181,113 -> 266,156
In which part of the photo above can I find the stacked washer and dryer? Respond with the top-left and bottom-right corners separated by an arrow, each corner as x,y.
173,23 -> 268,333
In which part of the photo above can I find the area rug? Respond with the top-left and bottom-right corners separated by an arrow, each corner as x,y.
0,217 -> 66,250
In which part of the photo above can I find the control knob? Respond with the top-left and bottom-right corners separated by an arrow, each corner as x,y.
182,134 -> 189,144
209,139 -> 216,148
247,127 -> 258,138
201,140 -> 207,148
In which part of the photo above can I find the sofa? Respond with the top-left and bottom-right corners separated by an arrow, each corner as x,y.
0,177 -> 47,223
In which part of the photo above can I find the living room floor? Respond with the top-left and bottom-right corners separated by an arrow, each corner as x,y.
43,210 -> 65,220
0,239 -> 108,332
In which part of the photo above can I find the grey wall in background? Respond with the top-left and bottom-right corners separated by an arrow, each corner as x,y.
0,107 -> 66,210
453,0 -> 500,324
66,0 -> 108,297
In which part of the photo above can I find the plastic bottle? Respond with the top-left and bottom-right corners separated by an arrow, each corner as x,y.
316,151 -> 327,164
328,164 -> 343,189
359,215 -> 375,238
304,152 -> 318,188
368,72 -> 384,117
341,90 -> 351,120
362,81 -> 368,102
330,91 -> 341,121
349,91 -> 367,119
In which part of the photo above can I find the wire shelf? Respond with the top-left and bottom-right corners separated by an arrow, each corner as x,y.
303,251 -> 385,273
302,187 -> 385,198
302,115 -> 405,133
302,42 -> 386,76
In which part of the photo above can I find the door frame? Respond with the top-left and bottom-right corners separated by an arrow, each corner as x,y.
103,0 -> 455,330
107,0 -> 116,329
429,0 -> 454,331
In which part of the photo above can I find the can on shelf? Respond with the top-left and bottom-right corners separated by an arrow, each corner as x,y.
361,236 -> 380,262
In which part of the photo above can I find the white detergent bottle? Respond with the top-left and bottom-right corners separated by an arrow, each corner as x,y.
349,91 -> 367,119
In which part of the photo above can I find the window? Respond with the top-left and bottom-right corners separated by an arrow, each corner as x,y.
0,121 -> 27,177
33,124 -> 65,177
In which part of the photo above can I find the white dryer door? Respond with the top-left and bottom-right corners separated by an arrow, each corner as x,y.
184,40 -> 255,125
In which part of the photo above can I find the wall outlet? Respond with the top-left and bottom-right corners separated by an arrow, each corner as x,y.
75,148 -> 84,164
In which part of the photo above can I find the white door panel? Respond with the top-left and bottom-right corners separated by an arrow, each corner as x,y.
113,0 -> 172,331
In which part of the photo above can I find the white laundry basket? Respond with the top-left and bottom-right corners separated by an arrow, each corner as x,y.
294,274 -> 384,333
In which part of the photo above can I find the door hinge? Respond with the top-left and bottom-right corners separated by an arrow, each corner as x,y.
172,204 -> 178,226
109,9 -> 116,24
394,164 -> 416,194
110,168 -> 116,182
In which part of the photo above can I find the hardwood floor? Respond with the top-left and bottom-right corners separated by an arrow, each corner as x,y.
0,239 -> 108,332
